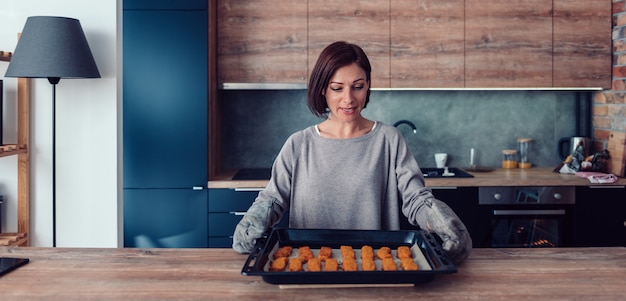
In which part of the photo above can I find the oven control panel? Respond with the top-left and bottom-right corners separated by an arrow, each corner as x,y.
478,186 -> 575,205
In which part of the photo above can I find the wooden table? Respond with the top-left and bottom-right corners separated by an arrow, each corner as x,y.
0,247 -> 624,300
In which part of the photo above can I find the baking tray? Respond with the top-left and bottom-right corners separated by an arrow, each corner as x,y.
241,228 -> 457,285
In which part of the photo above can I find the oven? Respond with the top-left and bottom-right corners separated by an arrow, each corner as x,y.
478,186 -> 575,248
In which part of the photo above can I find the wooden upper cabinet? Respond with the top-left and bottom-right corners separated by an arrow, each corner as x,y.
465,0 -> 553,88
553,0 -> 611,89
215,0 -> 611,89
308,0 -> 391,88
390,0 -> 464,88
216,0 -> 307,84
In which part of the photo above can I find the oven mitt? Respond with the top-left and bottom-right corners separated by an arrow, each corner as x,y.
416,198 -> 472,265
232,199 -> 274,253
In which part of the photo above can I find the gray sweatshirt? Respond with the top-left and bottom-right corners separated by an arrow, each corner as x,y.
256,122 -> 434,230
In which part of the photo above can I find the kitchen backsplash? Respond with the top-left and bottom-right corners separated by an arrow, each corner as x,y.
220,90 -> 580,170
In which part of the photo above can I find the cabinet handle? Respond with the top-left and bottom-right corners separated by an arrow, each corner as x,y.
230,211 -> 246,216
192,186 -> 204,190
493,209 -> 566,216
234,188 -> 264,192
588,186 -> 625,189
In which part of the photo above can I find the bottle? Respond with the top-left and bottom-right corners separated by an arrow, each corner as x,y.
502,149 -> 518,169
517,138 -> 532,169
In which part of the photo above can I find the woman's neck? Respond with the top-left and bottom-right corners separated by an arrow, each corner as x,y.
317,117 -> 375,139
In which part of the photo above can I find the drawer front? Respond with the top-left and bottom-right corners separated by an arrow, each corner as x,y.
208,237 -> 233,248
208,212 -> 241,236
208,188 -> 261,212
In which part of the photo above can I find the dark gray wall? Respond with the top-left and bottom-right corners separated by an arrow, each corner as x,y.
220,90 -> 580,170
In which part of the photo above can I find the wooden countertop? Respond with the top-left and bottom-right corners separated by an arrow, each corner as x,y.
0,247 -> 624,300
208,167 -> 626,188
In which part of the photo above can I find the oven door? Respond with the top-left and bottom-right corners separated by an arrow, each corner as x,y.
489,207 -> 572,248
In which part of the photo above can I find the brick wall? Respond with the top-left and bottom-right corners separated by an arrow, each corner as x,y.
593,0 -> 626,176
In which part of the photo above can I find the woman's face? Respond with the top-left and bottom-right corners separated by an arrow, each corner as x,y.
323,63 -> 369,122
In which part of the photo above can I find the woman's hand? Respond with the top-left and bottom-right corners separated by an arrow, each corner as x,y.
417,198 -> 472,265
232,200 -> 273,253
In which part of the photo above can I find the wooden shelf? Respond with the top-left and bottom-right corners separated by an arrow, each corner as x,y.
1,45 -> 30,246
0,144 -> 28,158
0,50 -> 11,61
0,233 -> 28,246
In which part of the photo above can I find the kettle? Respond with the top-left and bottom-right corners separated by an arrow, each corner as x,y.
558,137 -> 590,160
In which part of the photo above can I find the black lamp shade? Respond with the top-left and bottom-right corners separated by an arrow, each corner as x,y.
4,16 -> 100,79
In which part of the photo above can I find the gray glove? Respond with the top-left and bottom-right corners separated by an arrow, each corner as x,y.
232,200 -> 273,253
416,198 -> 472,265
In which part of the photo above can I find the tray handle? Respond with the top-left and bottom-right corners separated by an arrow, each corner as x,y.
422,231 -> 457,272
241,233 -> 269,275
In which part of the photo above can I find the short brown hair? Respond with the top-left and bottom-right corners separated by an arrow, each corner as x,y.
307,41 -> 372,118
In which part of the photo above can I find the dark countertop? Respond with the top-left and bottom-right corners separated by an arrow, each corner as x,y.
208,167 -> 626,189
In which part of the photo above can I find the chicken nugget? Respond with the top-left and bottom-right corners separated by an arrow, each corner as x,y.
400,258 -> 419,271
397,246 -> 412,259
298,246 -> 314,262
307,258 -> 321,272
273,246 -> 293,259
361,245 -> 374,260
270,257 -> 288,272
324,258 -> 339,271
340,245 -> 355,259
361,258 -> 376,271
382,258 -> 398,271
288,258 -> 303,272
342,257 -> 358,271
318,246 -> 333,261
377,246 -> 392,260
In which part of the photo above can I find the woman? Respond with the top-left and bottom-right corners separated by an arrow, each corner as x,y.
233,41 -> 472,264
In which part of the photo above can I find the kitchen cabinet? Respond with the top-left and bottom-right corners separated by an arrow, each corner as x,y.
216,0 -> 308,85
208,188 -> 288,248
390,0 -> 465,88
572,186 -> 626,247
0,51 -> 30,247
553,0 -> 611,88
215,0 -> 610,89
308,0 -> 391,88
399,187 -> 489,248
465,0 -> 553,88
124,189 -> 207,248
464,0 -> 610,89
123,1 -> 208,247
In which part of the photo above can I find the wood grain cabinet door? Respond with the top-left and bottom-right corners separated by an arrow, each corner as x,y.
308,0 -> 391,88
553,0 -> 611,89
390,0 -> 465,88
217,0 -> 308,84
465,0 -> 553,88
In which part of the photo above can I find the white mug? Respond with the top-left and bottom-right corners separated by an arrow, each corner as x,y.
434,153 -> 448,168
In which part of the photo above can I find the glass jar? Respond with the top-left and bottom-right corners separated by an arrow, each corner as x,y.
517,138 -> 532,168
502,149 -> 518,169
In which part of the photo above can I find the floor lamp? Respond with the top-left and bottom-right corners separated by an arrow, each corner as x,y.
4,16 -> 101,247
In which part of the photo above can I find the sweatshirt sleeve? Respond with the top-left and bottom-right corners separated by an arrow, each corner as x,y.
393,132 -> 436,227
250,131 -> 300,227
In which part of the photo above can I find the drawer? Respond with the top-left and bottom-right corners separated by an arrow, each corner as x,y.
208,212 -> 241,236
208,188 -> 261,212
208,237 -> 233,248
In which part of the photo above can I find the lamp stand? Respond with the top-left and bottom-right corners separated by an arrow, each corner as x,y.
48,77 -> 60,247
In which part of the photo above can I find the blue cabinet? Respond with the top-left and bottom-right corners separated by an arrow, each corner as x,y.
123,3 -> 208,247
124,189 -> 207,248
123,9 -> 207,189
